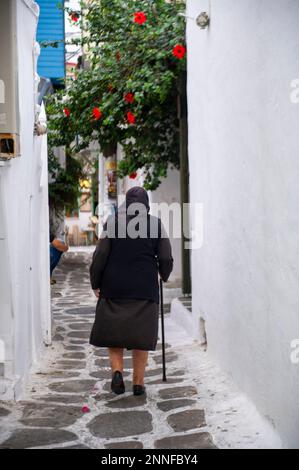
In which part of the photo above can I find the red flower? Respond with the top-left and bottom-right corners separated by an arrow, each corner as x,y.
81,405 -> 90,413
129,172 -> 137,179
116,51 -> 121,62
134,12 -> 147,25
127,111 -> 136,124
63,107 -> 71,117
92,107 -> 102,120
172,44 -> 186,60
124,92 -> 135,104
70,12 -> 79,23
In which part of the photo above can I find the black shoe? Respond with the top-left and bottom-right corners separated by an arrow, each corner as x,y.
111,371 -> 125,395
133,385 -> 146,396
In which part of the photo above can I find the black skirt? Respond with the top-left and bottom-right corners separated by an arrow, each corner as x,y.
89,298 -> 159,351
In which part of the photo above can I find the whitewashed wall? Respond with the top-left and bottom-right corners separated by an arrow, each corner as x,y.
187,0 -> 299,448
0,0 -> 50,399
149,167 -> 182,285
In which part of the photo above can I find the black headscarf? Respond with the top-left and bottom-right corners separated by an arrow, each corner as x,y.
110,187 -> 150,234
125,186 -> 150,213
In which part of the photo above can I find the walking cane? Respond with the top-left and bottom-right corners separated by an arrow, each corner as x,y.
160,278 -> 167,382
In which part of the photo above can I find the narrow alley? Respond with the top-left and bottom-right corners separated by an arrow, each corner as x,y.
1,0 -> 299,452
0,251 -> 281,450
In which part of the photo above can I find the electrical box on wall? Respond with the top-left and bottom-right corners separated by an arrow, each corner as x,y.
0,0 -> 20,160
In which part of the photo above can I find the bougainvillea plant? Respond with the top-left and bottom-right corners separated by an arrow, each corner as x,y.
46,0 -> 186,191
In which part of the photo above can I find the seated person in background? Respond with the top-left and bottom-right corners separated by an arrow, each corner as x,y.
50,232 -> 69,284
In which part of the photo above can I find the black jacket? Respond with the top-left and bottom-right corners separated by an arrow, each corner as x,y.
90,191 -> 173,303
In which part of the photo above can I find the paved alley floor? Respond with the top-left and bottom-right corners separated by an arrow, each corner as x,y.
0,251 -> 216,450
0,250 -> 281,449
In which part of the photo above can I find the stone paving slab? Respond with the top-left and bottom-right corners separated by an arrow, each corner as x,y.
155,432 -> 217,449
20,404 -> 82,428
64,307 -> 96,316
37,371 -> 81,379
52,334 -> 64,342
158,386 -> 198,400
69,340 -> 88,345
64,346 -> 85,351
0,429 -> 78,449
37,394 -> 87,404
88,411 -> 153,438
144,368 -> 164,377
167,410 -> 206,432
105,395 -> 147,409
68,323 -> 93,330
63,352 -> 86,360
54,361 -> 86,370
168,369 -> 186,377
0,407 -> 10,417
157,399 -> 197,412
153,352 -> 178,364
105,441 -> 143,449
90,370 -> 130,380
59,444 -> 91,449
49,379 -> 96,394
67,331 -> 91,339
95,392 -> 114,402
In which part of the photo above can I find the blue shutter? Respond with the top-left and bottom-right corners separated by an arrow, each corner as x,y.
36,0 -> 65,84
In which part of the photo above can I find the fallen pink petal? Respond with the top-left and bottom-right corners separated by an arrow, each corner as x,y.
81,406 -> 90,413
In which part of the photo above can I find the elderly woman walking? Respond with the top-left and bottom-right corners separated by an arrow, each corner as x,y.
89,187 -> 173,396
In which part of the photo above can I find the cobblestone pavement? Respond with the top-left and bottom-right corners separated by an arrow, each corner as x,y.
0,251 -> 217,449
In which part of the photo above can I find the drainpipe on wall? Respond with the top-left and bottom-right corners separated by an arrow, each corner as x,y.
178,71 -> 191,295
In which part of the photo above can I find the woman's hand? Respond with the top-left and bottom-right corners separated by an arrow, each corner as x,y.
93,289 -> 100,298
